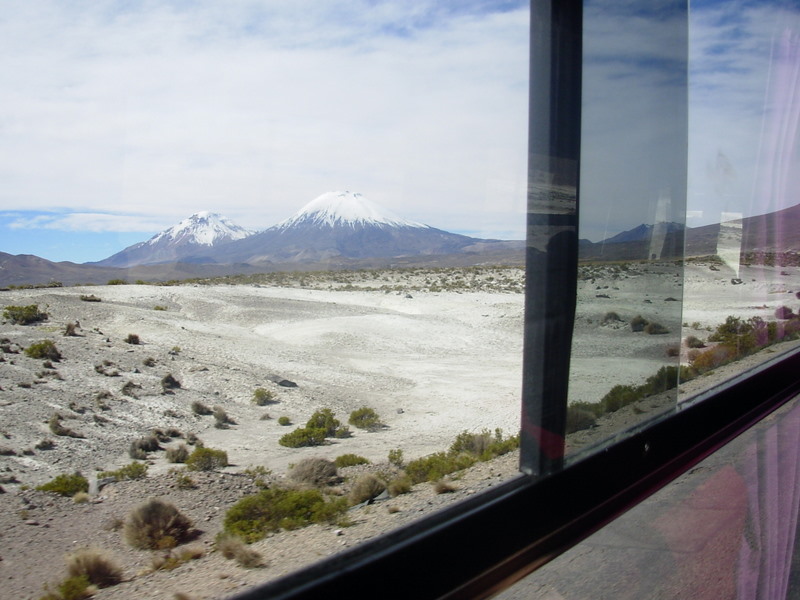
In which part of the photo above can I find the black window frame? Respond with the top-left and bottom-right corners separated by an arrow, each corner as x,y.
230,2 -> 800,598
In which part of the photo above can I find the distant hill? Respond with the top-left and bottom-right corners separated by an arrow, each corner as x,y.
91,212 -> 254,268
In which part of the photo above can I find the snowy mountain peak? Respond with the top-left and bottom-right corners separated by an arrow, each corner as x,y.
148,212 -> 254,247
278,191 -> 426,229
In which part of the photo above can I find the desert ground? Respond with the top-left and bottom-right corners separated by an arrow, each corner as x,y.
1,262 -> 799,599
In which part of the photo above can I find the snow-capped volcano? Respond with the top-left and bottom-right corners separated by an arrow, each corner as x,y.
277,191 -> 426,229
91,212 -> 254,267
209,191 -> 488,264
92,192 -> 520,268
148,211 -> 253,247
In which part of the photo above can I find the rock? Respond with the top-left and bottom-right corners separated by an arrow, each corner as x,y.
267,375 -> 298,388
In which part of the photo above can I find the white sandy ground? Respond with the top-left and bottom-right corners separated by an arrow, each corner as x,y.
0,263 -> 799,599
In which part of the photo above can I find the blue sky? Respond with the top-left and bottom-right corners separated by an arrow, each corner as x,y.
0,1 -> 529,263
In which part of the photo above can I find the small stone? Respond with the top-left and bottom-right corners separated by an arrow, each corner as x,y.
334,529 -> 343,536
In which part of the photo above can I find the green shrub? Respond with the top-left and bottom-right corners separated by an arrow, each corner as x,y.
124,498 -> 193,550
631,315 -> 648,332
107,279 -> 127,286
599,384 -> 639,413
25,340 -> 61,361
56,574 -> 91,600
153,305 -> 168,311
335,454 -> 371,468
79,294 -> 101,302
348,407 -> 383,431
405,452 -> 477,484
388,448 -> 404,467
223,488 -> 348,542
252,388 -> 276,406
349,474 -> 386,505
3,304 -> 48,325
305,408 -> 346,437
66,547 -> 123,588
37,473 -> 89,497
186,447 -> 228,471
278,416 -> 291,426
279,426 -> 327,448
99,462 -> 148,481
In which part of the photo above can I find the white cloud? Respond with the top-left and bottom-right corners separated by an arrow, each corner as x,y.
0,1 -> 528,239
7,212 -> 169,233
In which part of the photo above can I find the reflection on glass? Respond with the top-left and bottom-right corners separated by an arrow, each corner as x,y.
681,0 -> 800,402
565,0 -> 688,458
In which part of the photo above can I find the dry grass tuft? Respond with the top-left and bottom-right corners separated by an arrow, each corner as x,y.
216,533 -> 265,568
66,547 -> 123,587
348,474 -> 386,505
433,480 -> 457,494
288,457 -> 339,487
123,498 -> 193,550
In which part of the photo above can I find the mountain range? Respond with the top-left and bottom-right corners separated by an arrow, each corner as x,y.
91,191 -> 516,269
1,192 -> 523,286
3,193 -> 800,287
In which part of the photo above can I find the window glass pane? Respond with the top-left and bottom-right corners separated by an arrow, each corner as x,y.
0,3 -> 529,597
565,0 -> 689,459
681,0 -> 800,401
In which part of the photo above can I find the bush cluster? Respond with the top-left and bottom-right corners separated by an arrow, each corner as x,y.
279,408 -> 350,447
25,340 -> 61,361
223,488 -> 348,542
37,473 -> 89,497
405,429 -> 519,484
98,462 -> 148,481
3,304 -> 48,324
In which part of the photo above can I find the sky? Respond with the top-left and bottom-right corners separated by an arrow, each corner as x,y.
3,1 -> 800,264
0,1 -> 529,263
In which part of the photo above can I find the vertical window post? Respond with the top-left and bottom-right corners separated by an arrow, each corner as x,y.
522,0 -> 582,477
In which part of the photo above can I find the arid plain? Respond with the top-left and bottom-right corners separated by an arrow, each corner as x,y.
2,262 -> 800,599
